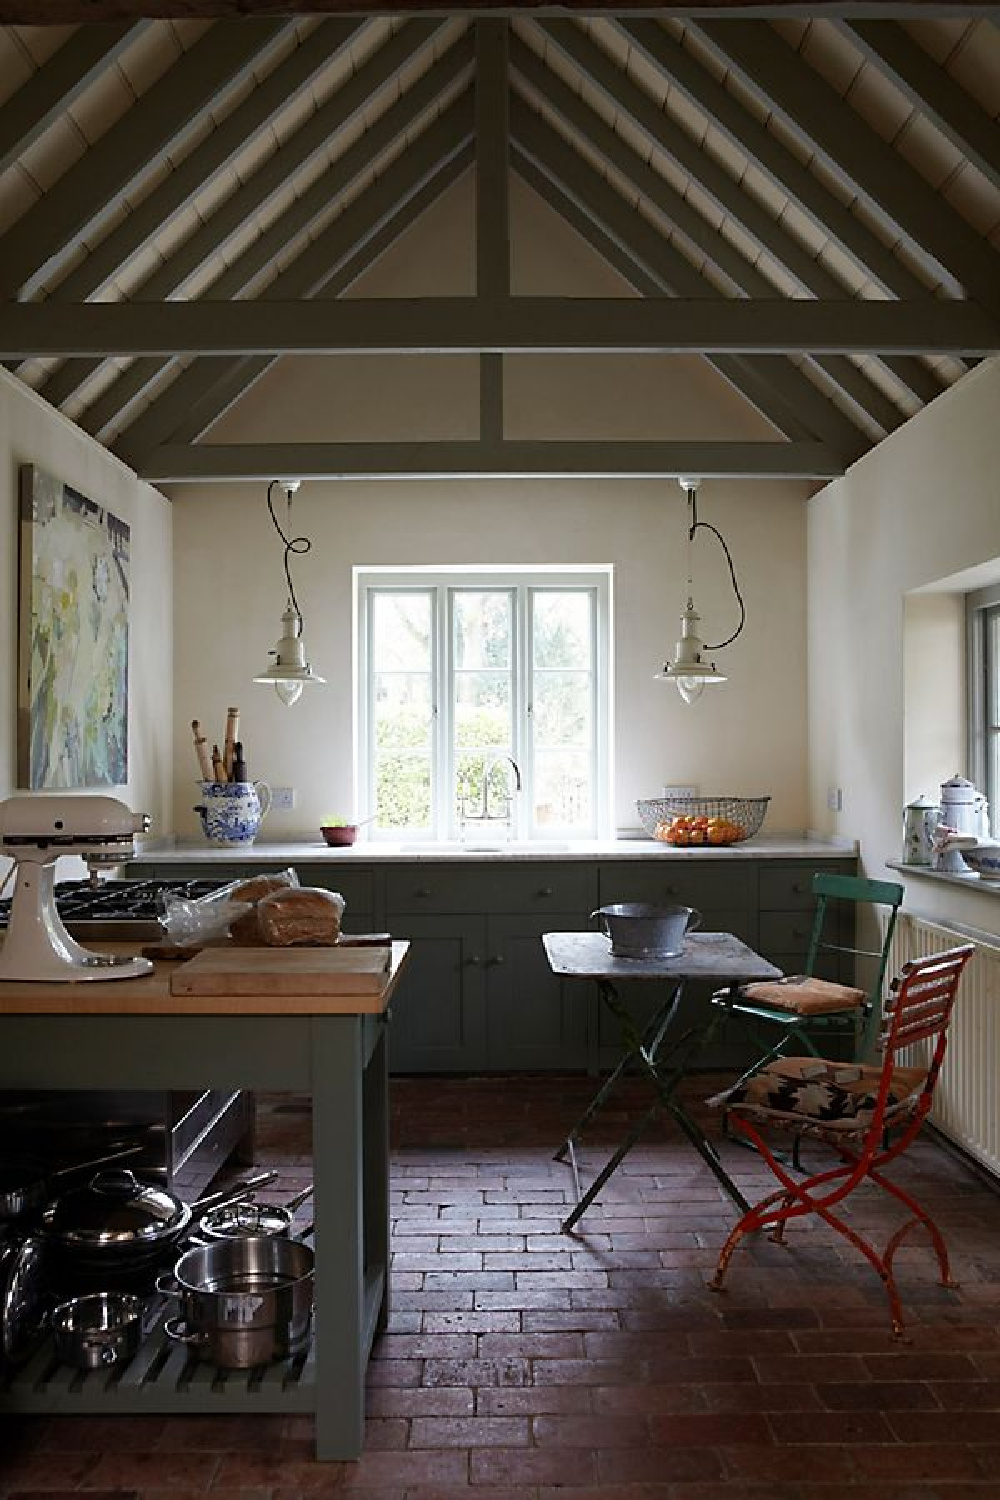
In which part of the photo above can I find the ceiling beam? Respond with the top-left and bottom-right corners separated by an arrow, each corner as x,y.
692,18 -> 1000,314
533,21 -> 943,410
139,437 -> 842,483
0,21 -> 150,176
510,112 -> 870,462
4,296 -> 993,357
41,18 -> 461,415
0,18 -> 294,301
836,18 -> 1000,193
2,3 -> 998,20
113,125 -> 475,465
475,20 -> 509,445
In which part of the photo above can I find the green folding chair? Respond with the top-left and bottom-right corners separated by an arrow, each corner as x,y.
714,872 -> 905,1096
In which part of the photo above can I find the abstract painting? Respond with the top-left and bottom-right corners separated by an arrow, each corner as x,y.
18,464 -> 129,789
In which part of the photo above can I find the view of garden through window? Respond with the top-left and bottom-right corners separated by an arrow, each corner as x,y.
364,577 -> 603,839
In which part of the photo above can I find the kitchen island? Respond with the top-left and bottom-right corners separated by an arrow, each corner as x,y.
126,836 -> 857,1074
0,941 -> 409,1462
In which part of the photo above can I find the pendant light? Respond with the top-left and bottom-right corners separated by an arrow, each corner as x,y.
253,479 -> 325,707
656,478 -> 745,704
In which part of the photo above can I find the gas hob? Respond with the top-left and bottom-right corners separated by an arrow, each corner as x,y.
0,877 -> 229,942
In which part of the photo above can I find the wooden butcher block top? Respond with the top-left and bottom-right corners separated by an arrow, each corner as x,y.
170,945 -> 392,997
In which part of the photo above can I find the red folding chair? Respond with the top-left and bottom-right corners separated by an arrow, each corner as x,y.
708,943 -> 976,1337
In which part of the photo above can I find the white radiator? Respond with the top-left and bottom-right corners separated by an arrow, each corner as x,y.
884,914 -> 1000,1177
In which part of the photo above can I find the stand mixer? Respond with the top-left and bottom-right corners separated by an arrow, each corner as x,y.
0,795 -> 153,982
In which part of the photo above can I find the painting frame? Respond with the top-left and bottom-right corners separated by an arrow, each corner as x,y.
17,463 -> 130,790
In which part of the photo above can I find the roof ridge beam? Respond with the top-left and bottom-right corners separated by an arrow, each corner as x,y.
0,20 -> 149,176
0,17 -> 294,300
690,18 -> 1000,314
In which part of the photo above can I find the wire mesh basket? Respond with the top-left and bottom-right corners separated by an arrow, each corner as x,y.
636,795 -> 770,845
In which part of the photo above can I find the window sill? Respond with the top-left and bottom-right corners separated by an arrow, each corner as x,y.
886,861 -> 1000,897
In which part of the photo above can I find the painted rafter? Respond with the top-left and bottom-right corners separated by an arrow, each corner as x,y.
475,20 -> 510,445
534,20 -> 944,411
45,20 -> 465,422
0,17 -> 295,301
114,119 -> 476,467
1,3 -> 997,20
0,20 -> 150,175
513,34 -> 906,436
510,106 -> 871,462
3,296 -> 995,355
836,18 -> 1000,193
691,18 -> 1000,314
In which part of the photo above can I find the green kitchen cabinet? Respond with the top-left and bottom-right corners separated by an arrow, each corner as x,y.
384,862 -> 597,1073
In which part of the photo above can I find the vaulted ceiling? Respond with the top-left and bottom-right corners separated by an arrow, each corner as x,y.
1,5 -> 998,483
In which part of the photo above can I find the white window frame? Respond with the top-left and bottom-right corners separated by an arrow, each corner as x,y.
968,582 -> 1000,839
355,567 -> 613,842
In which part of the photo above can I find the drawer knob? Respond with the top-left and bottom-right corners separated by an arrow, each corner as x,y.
414,887 -> 431,898
489,955 -> 505,967
538,886 -> 554,898
468,954 -> 482,967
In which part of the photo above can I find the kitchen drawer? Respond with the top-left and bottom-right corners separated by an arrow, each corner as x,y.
758,910 -> 817,956
758,861 -> 855,911
599,861 -> 750,914
289,864 -> 375,918
386,861 -> 597,915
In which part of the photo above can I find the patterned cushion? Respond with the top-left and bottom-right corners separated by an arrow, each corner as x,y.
736,975 -> 866,1015
707,1056 -> 927,1135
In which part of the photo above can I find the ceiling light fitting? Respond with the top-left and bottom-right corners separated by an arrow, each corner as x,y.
253,479 -> 325,708
656,477 -> 746,705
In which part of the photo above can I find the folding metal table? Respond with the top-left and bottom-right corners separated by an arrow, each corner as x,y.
543,930 -> 781,1230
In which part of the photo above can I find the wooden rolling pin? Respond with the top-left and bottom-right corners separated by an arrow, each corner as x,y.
223,706 -> 240,779
192,720 -> 213,781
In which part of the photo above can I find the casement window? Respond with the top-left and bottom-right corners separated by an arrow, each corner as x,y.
968,584 -> 1000,839
356,569 -> 612,841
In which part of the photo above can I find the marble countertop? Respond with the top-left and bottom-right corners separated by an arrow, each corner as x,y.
130,833 -> 857,865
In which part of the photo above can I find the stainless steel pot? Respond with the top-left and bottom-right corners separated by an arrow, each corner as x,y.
0,1144 -> 143,1224
41,1168 -> 277,1273
50,1291 -> 142,1370
197,1185 -> 313,1242
158,1235 -> 314,1369
0,1234 -> 49,1375
591,902 -> 702,959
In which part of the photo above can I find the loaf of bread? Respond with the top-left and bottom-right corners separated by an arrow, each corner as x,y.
255,886 -> 345,947
228,871 -> 300,944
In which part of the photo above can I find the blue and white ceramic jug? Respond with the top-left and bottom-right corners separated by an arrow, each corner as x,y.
194,781 -> 271,847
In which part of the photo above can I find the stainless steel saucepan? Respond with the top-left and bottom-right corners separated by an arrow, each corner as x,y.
197,1184 -> 313,1242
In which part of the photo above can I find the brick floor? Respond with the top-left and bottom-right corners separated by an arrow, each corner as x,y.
3,1072 -> 1000,1496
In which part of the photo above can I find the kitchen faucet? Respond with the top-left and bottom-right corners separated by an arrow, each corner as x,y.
459,754 -> 522,836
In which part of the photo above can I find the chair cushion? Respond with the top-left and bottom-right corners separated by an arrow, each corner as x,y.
737,974 -> 866,1015
707,1056 -> 927,1134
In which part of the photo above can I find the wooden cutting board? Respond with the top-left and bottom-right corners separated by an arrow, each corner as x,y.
169,945 -> 391,996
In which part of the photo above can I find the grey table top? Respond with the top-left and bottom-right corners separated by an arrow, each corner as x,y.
542,930 -> 782,984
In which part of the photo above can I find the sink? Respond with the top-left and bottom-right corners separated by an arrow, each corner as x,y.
399,841 -> 570,854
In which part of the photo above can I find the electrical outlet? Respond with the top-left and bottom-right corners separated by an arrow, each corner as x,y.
827,787 -> 843,813
271,786 -> 295,811
663,784 -> 698,800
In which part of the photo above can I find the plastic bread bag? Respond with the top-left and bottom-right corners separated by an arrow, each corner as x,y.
255,887 -> 347,947
157,882 -> 253,947
228,868 -> 302,944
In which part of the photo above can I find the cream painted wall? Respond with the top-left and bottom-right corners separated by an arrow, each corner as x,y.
808,356 -> 1000,935
0,368 -> 173,871
170,173 -> 811,841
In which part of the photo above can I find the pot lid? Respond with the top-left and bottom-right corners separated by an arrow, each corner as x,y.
940,775 -> 980,801
906,793 -> 938,810
41,1169 -> 191,1248
200,1201 -> 291,1239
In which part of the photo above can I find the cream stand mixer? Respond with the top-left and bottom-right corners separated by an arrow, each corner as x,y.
0,794 -> 152,982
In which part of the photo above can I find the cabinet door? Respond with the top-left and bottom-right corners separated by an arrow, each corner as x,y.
485,914 -> 590,1071
385,913 -> 487,1073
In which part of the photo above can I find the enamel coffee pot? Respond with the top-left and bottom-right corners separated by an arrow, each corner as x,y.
903,793 -> 938,866
938,774 -> 990,840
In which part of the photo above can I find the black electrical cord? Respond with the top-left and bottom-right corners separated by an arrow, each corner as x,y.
688,491 -> 746,652
266,479 -> 312,622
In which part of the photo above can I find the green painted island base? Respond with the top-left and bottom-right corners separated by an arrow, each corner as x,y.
0,995 -> 399,1461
